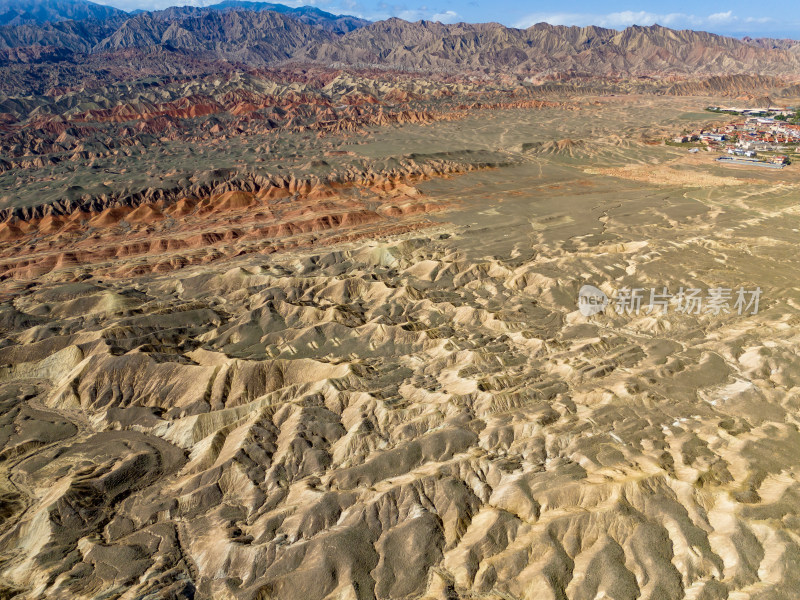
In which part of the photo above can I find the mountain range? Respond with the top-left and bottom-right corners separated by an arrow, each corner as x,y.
0,0 -> 126,26
1,0 -> 800,78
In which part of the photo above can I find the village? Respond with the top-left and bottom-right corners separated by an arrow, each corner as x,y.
668,105 -> 800,168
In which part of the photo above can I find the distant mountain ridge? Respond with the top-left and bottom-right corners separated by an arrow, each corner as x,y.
1,0 -> 799,78
0,0 -> 126,26
204,1 -> 368,32
92,9 -> 338,63
0,0 -> 367,31
310,19 -> 800,76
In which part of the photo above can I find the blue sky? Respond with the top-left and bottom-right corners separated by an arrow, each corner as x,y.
94,0 -> 800,38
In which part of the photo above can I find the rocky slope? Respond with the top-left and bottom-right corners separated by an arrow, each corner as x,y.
2,8 -> 800,77
2,53 -> 800,600
311,20 -> 800,76
0,0 -> 126,26
0,17 -> 121,54
205,1 -> 368,34
4,97 -> 800,597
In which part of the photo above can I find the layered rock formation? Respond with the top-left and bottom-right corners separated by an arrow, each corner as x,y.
2,4 -> 800,598
2,6 -> 800,78
4,135 -> 800,597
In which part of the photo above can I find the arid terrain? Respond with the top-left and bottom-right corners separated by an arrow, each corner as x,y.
3,2 -> 800,599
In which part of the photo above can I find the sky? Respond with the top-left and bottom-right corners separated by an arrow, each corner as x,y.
92,0 -> 800,39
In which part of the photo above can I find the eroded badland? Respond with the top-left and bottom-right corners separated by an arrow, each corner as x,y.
3,63 -> 800,600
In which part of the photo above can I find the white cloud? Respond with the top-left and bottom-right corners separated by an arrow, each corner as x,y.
396,9 -> 424,20
744,16 -> 773,24
513,10 -> 780,33
708,11 -> 734,24
431,10 -> 459,23
393,7 -> 458,23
